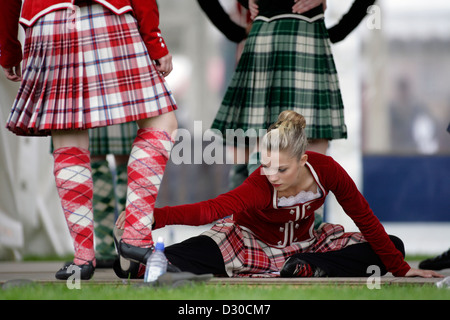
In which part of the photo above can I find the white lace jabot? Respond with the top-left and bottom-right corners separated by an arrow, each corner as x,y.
277,188 -> 322,207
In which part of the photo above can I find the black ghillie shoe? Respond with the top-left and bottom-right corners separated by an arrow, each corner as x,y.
113,257 -> 144,279
96,258 -> 115,269
112,226 -> 182,279
55,261 -> 95,280
113,226 -> 154,264
280,256 -> 326,278
113,226 -> 154,278
118,240 -> 154,264
419,249 -> 450,270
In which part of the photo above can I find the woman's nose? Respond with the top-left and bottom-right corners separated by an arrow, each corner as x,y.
267,173 -> 279,183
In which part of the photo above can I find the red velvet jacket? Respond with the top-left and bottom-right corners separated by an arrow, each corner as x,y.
0,0 -> 168,68
154,151 -> 411,277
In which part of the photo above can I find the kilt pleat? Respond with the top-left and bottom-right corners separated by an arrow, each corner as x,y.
6,4 -> 176,136
212,17 -> 347,142
202,219 -> 365,277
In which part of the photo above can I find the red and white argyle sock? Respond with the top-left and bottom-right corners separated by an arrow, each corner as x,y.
122,128 -> 173,248
292,262 -> 314,277
53,147 -> 95,266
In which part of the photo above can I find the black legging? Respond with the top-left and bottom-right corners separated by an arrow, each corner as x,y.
165,235 -> 227,275
165,234 -> 405,277
287,235 -> 405,277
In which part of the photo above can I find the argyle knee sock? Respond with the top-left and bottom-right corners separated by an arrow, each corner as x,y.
122,128 -> 173,248
281,257 -> 315,277
53,147 -> 95,266
92,160 -> 116,260
292,261 -> 314,277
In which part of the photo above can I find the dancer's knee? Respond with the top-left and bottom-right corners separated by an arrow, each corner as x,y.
389,235 -> 405,257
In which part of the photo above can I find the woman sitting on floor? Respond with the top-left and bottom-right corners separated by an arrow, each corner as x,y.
115,110 -> 442,279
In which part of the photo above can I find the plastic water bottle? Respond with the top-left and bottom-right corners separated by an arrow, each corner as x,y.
144,237 -> 168,283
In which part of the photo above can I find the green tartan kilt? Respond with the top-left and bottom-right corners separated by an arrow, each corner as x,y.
89,122 -> 138,156
212,17 -> 347,143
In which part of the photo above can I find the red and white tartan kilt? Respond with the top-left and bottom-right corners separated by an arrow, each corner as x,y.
202,219 -> 366,277
6,4 -> 177,136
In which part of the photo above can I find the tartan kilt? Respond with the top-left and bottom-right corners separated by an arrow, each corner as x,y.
202,219 -> 365,277
89,122 -> 137,155
212,16 -> 346,143
6,4 -> 176,137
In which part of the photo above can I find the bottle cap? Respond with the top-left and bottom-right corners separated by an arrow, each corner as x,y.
155,237 -> 164,251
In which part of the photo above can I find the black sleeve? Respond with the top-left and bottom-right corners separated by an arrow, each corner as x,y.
197,0 -> 248,43
237,0 -> 249,10
327,0 -> 376,43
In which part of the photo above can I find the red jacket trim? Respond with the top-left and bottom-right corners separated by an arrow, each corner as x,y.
19,3 -> 133,27
20,3 -> 75,26
0,0 -> 169,68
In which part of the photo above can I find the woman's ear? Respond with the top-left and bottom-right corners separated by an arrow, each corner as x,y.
299,153 -> 308,166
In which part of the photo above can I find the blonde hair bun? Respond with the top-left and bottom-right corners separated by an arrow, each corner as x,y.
270,110 -> 306,131
263,110 -> 308,159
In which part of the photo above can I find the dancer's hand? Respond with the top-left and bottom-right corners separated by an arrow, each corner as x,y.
3,64 -> 22,82
249,0 -> 259,20
404,268 -> 443,278
116,211 -> 126,230
155,53 -> 173,77
292,0 -> 327,14
115,210 -> 155,230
